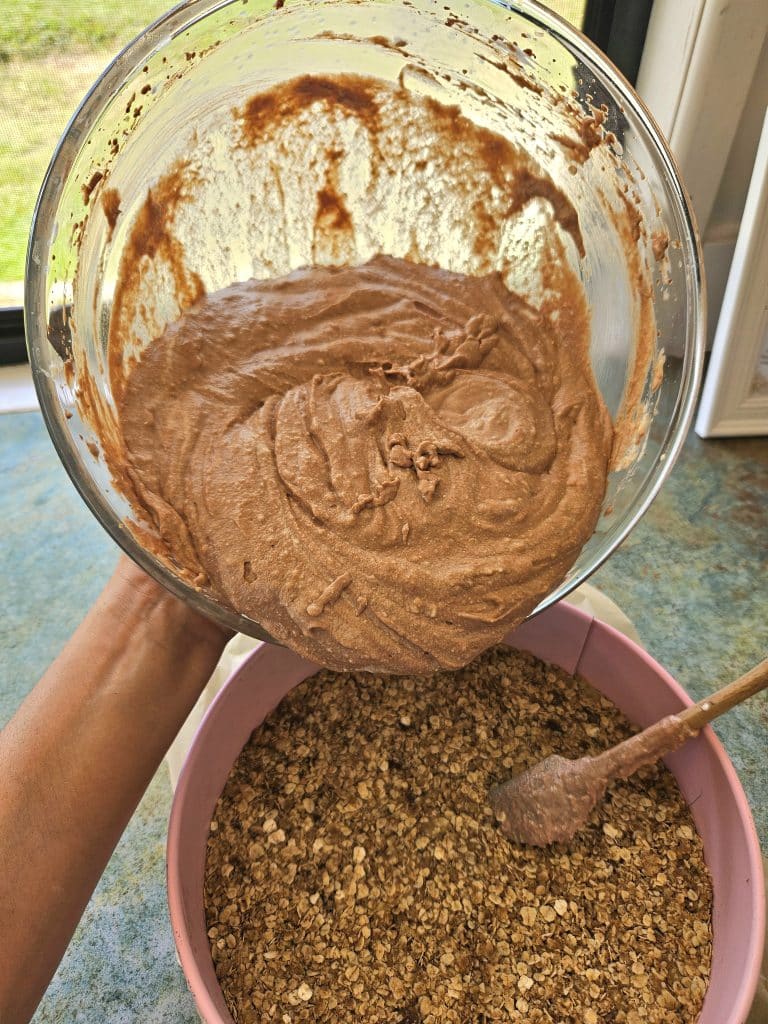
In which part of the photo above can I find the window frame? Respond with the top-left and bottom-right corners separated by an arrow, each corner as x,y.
0,308 -> 25,366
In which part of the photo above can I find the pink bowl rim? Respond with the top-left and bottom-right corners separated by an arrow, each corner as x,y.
586,616 -> 765,1024
167,603 -> 765,1024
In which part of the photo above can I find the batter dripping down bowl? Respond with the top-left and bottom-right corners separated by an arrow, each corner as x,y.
26,0 -> 704,657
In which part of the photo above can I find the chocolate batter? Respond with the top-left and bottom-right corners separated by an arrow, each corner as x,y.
118,255 -> 612,673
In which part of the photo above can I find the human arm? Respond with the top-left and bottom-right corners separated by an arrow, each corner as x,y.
0,557 -> 230,1023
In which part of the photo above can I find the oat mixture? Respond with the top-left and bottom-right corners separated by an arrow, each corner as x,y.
204,647 -> 713,1024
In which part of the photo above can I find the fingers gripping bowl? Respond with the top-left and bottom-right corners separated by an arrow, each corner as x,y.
26,0 -> 704,660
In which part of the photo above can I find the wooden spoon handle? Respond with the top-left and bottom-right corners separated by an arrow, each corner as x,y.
677,657 -> 768,732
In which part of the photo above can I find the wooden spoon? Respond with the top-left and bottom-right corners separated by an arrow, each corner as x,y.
489,657 -> 768,847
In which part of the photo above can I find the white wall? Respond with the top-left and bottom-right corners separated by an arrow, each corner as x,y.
637,1 -> 768,346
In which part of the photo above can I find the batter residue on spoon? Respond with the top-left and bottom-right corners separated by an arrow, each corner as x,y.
118,255 -> 612,673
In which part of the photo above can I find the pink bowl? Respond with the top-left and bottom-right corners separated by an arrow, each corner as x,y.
167,601 -> 765,1024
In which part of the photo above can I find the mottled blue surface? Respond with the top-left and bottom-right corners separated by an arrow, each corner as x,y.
0,410 -> 765,1022
593,430 -> 768,846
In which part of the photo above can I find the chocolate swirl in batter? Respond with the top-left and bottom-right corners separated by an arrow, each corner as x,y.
118,255 -> 612,673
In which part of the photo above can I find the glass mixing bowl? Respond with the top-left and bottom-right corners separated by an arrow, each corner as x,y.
25,0 -> 704,641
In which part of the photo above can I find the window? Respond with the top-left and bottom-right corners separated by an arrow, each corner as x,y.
1,0 -> 172,362
0,0 -> 651,365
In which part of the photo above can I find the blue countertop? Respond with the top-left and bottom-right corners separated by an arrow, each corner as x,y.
1,410 -> 765,1022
